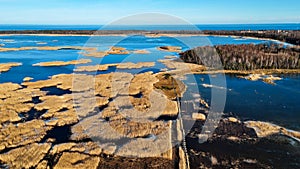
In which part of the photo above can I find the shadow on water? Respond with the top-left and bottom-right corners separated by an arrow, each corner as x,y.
19,108 -> 47,122
41,86 -> 72,96
41,125 -> 72,144
186,120 -> 300,169
32,96 -> 42,104
188,136 -> 300,169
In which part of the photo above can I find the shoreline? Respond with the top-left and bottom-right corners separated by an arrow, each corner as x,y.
0,30 -> 299,46
193,69 -> 300,75
0,32 -> 285,39
0,33 -> 293,48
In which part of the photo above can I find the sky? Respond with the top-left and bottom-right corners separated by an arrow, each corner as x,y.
0,0 -> 299,25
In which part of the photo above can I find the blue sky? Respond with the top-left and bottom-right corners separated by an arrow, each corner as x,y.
0,0 -> 299,24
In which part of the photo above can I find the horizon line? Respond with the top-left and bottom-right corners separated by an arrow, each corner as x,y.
0,22 -> 299,26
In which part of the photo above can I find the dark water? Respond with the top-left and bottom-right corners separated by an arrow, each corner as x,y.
0,23 -> 299,31
184,74 -> 300,131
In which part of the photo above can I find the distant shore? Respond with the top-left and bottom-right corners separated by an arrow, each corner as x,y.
0,30 -> 299,45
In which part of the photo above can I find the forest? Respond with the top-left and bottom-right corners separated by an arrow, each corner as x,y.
180,43 -> 300,70
202,30 -> 300,46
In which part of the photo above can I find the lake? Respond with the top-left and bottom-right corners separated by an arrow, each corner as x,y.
0,33 -> 299,131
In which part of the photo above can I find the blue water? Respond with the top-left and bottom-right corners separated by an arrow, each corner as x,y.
0,35 -> 273,83
0,33 -> 299,131
0,23 -> 299,31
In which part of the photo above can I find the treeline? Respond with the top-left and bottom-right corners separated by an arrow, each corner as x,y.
180,43 -> 300,70
203,30 -> 300,46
